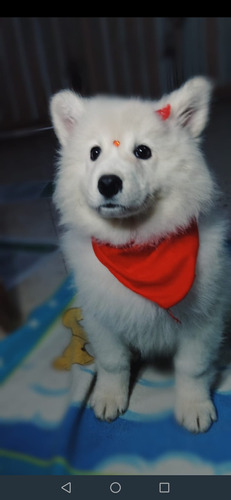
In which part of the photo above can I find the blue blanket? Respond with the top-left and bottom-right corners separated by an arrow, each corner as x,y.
0,275 -> 231,475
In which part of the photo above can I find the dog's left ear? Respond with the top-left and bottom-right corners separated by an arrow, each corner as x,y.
157,77 -> 213,138
50,90 -> 85,147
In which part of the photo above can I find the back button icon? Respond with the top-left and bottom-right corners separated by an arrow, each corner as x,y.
61,482 -> 72,494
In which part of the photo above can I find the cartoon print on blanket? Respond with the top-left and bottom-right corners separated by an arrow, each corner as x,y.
53,307 -> 94,370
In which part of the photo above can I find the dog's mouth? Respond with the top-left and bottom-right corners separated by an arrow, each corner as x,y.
97,194 -> 155,219
98,203 -> 130,218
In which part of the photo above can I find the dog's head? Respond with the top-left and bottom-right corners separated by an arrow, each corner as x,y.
50,77 -> 215,244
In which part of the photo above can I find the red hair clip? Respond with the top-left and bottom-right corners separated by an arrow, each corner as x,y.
155,104 -> 171,121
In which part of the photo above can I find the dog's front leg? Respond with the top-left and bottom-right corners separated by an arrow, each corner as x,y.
174,323 -> 220,433
85,317 -> 131,422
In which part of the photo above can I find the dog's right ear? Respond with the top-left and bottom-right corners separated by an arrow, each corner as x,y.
50,90 -> 85,146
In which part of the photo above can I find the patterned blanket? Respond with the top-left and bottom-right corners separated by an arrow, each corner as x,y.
0,274 -> 231,475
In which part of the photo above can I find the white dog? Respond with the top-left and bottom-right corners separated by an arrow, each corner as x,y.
50,77 -> 230,433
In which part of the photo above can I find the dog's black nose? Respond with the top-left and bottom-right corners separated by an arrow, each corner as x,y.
98,175 -> 123,198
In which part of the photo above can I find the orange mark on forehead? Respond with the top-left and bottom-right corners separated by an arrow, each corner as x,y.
113,140 -> 120,147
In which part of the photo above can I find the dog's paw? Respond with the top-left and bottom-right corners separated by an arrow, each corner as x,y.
90,387 -> 128,422
174,397 -> 217,433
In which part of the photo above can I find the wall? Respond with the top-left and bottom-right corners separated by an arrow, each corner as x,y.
1,17 -> 231,133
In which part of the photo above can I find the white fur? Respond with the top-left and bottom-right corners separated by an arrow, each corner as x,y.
50,77 -> 230,432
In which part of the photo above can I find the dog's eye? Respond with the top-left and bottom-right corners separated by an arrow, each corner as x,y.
134,145 -> 152,160
90,146 -> 101,161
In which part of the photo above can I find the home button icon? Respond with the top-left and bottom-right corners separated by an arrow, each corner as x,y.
110,482 -> 122,494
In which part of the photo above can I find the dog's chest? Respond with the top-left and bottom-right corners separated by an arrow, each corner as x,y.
73,238 -> 180,355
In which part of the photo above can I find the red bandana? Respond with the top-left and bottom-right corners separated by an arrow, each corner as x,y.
92,221 -> 199,310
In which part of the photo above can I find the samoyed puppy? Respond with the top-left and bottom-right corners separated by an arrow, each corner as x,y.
50,77 -> 230,433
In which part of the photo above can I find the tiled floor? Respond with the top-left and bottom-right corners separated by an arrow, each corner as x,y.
0,98 -> 230,335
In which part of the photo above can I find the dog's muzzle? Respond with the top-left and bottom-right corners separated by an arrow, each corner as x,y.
97,174 -> 125,218
96,174 -> 154,219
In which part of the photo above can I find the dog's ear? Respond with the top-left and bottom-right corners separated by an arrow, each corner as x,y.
50,90 -> 85,146
156,77 -> 213,138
